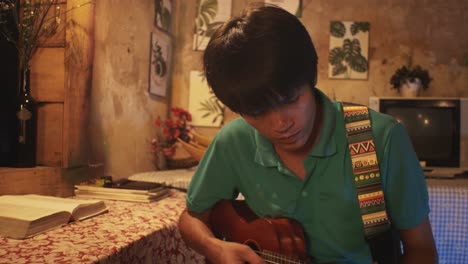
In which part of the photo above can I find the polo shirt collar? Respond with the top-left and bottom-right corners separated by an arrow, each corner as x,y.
252,88 -> 337,167
308,89 -> 337,157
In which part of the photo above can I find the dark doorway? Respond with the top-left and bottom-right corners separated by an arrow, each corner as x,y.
0,12 -> 19,166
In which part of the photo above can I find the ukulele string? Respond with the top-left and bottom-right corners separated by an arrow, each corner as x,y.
254,250 -> 304,264
263,261 -> 301,264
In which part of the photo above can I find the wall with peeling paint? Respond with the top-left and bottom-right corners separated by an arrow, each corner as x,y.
172,0 -> 468,121
89,0 -> 467,179
89,0 -> 168,179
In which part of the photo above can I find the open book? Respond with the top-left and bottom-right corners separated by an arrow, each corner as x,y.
0,194 -> 108,240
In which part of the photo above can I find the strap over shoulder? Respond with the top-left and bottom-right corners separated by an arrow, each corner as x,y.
342,104 -> 391,239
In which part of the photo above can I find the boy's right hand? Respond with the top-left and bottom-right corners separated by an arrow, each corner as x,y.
207,239 -> 266,264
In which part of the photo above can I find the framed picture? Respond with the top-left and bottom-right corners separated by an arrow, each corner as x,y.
328,21 -> 370,80
264,0 -> 302,17
188,71 -> 225,127
148,28 -> 172,97
193,0 -> 232,51
154,0 -> 173,33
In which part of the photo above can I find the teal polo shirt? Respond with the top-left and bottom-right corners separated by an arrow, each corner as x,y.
186,89 -> 429,264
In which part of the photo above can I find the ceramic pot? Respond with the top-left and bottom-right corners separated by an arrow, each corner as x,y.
400,78 -> 422,97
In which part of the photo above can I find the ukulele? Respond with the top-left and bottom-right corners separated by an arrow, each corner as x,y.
209,199 -> 311,264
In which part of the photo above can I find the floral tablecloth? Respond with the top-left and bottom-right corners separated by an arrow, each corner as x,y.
0,191 -> 205,264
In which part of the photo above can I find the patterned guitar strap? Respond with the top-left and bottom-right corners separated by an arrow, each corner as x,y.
342,104 -> 400,264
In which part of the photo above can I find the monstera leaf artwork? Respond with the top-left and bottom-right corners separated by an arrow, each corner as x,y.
189,71 -> 225,127
328,21 -> 370,79
193,0 -> 232,51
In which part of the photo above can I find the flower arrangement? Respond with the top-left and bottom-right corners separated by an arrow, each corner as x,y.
390,58 -> 432,93
151,107 -> 192,160
0,0 -> 92,69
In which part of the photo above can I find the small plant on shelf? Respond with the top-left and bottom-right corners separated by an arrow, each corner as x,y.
390,57 -> 432,94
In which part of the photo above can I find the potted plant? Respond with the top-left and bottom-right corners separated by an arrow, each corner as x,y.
1,1 -> 93,72
151,107 -> 197,170
390,58 -> 432,97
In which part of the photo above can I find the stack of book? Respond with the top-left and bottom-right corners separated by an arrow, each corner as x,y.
74,179 -> 171,203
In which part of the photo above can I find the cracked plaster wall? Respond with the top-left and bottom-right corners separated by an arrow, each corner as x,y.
89,0 -> 467,179
172,0 -> 468,118
89,0 -> 167,179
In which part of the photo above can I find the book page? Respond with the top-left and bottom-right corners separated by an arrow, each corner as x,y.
128,168 -> 195,190
74,190 -> 172,203
71,201 -> 108,221
0,203 -> 70,221
75,184 -> 165,195
75,189 -> 168,198
0,203 -> 71,239
0,195 -> 107,221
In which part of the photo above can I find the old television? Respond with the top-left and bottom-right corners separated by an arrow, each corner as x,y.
369,97 -> 468,177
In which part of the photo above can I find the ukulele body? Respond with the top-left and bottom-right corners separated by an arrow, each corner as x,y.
209,199 -> 310,263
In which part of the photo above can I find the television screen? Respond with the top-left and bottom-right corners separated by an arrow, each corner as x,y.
379,100 -> 460,168
370,96 -> 468,176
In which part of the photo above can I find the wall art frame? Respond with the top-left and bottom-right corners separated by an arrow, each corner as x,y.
328,21 -> 370,80
154,0 -> 173,33
193,0 -> 232,51
264,0 -> 302,17
188,70 -> 225,127
148,27 -> 173,97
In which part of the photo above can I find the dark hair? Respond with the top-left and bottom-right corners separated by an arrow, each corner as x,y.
203,3 -> 318,115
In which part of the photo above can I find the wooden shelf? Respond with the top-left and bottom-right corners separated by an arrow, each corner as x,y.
0,165 -> 103,197
0,1 -> 96,198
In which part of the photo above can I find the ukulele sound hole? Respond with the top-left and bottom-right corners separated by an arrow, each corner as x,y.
245,239 -> 260,252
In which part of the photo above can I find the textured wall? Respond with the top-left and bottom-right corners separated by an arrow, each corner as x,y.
172,0 -> 468,110
90,0 -> 468,179
171,0 -> 248,128
90,0 -> 168,179
310,0 -> 468,103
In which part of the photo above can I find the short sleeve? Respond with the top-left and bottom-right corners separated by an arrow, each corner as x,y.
186,130 -> 240,214
382,122 -> 430,230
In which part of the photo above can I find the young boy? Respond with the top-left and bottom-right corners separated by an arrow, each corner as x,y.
178,3 -> 437,263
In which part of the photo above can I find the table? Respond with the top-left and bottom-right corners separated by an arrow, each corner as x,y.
1,178 -> 465,263
427,178 -> 468,264
0,191 -> 205,264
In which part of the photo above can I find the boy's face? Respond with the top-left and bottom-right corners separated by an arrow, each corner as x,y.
242,84 -> 318,154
